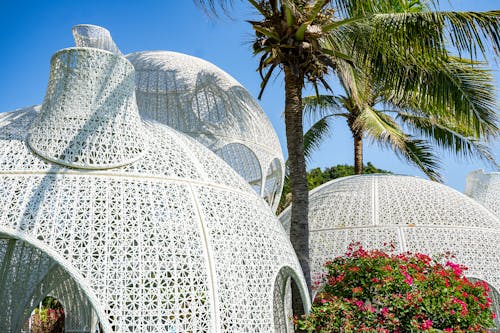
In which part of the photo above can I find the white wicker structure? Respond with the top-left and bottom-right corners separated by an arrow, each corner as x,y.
124,51 -> 285,211
70,25 -> 285,212
465,169 -> 500,218
279,174 -> 500,327
72,24 -> 122,55
0,46 -> 309,332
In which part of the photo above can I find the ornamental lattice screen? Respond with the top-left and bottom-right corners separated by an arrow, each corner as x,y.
70,24 -> 285,212
279,174 -> 500,326
0,43 -> 309,332
465,170 -> 500,218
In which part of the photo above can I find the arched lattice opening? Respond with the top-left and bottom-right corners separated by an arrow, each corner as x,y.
468,277 -> 500,332
25,296 -> 65,333
273,267 -> 309,333
264,158 -> 283,209
0,235 -> 103,333
216,143 -> 262,194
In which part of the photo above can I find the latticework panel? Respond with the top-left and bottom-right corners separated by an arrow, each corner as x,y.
0,238 -> 71,333
72,24 -> 122,55
465,170 -> 500,218
28,48 -> 146,169
72,26 -> 285,211
0,43 -> 307,332
273,267 -> 299,333
279,174 -> 500,302
264,158 -> 283,210
215,143 -> 262,193
123,51 -> 285,210
49,273 -> 99,332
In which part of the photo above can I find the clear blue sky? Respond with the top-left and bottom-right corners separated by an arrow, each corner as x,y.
0,0 -> 498,191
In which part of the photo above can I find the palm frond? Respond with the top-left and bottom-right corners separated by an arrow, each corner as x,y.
193,0 -> 236,17
303,117 -> 333,163
357,107 -> 441,181
398,112 -> 498,167
383,57 -> 499,138
302,94 -> 343,122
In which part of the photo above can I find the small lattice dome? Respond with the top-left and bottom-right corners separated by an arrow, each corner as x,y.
0,46 -> 309,332
465,169 -> 500,218
279,174 -> 500,322
123,51 -> 285,211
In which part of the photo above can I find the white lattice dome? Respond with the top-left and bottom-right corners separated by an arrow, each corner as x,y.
279,174 -> 500,324
70,25 -> 285,211
0,46 -> 309,332
123,51 -> 285,211
465,169 -> 500,218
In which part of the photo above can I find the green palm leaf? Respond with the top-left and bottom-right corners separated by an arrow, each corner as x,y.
357,107 -> 442,181
398,112 -> 498,167
303,116 -> 334,162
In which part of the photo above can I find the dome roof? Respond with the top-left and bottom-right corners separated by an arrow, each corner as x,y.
70,25 -> 285,212
279,174 -> 500,294
0,46 -> 308,332
124,51 -> 285,211
465,169 -> 500,218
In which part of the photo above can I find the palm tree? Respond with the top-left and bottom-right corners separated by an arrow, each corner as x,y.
303,56 -> 498,179
195,0 -> 500,312
302,2 -> 499,179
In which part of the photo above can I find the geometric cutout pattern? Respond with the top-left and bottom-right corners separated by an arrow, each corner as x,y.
1,73 -> 307,333
279,175 -> 500,305
48,277 -> 99,333
215,143 -> 262,193
72,24 -> 122,55
465,169 -> 500,218
264,158 -> 283,209
28,48 -> 147,169
0,237 -> 72,333
124,50 -> 285,211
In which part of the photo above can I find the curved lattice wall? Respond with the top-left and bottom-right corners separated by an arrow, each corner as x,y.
69,24 -> 285,212
465,170 -> 500,218
0,45 -> 309,332
279,174 -> 500,324
124,51 -> 285,211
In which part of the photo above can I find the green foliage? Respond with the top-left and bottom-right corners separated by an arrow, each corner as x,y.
277,162 -> 390,213
295,243 -> 497,332
30,297 -> 64,333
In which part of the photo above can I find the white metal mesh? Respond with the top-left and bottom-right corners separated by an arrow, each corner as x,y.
72,24 -> 122,55
0,45 -> 308,332
48,278 -> 98,333
28,48 -> 147,169
0,238 -> 73,333
465,170 -> 500,218
123,51 -> 285,211
279,175 -> 500,301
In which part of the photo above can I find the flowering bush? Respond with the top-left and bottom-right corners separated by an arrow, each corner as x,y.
30,298 -> 64,333
295,243 -> 496,332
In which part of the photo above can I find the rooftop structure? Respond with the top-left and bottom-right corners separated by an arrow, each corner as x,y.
0,44 -> 308,332
71,24 -> 285,212
465,169 -> 500,218
279,174 -> 500,328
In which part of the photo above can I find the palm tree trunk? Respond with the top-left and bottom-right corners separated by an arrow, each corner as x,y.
284,66 -> 310,316
354,133 -> 363,174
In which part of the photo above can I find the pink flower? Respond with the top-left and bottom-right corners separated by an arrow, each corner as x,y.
445,261 -> 465,277
421,319 -> 433,330
355,300 -> 364,309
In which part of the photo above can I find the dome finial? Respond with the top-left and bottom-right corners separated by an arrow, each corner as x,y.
72,24 -> 122,54
28,47 -> 146,169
